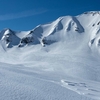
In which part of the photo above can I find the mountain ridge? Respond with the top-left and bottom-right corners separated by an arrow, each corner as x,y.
0,11 -> 100,51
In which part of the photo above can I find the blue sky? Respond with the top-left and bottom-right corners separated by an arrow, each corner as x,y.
0,0 -> 100,31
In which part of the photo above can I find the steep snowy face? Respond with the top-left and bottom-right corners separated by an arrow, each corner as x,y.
78,11 -> 100,53
41,16 -> 85,46
1,29 -> 20,48
40,11 -> 100,50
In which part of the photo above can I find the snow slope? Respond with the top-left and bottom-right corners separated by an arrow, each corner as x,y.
0,11 -> 100,100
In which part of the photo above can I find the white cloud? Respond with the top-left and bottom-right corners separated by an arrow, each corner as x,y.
0,8 -> 47,20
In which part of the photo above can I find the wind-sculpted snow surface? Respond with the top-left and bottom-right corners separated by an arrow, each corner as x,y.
0,11 -> 100,100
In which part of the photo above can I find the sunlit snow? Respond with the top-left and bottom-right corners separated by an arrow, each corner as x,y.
0,11 -> 100,100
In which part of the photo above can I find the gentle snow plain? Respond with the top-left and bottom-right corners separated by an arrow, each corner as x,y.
0,11 -> 100,100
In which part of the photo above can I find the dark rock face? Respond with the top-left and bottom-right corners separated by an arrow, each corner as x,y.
21,37 -> 34,44
18,36 -> 34,47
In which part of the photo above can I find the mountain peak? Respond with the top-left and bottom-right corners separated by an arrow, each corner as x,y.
3,28 -> 12,31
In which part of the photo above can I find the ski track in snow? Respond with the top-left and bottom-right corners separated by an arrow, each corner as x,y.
61,79 -> 100,100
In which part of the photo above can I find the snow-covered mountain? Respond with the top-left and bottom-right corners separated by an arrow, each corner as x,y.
0,11 -> 100,50
0,11 -> 100,100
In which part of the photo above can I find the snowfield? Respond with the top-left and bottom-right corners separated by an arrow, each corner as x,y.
0,11 -> 100,100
